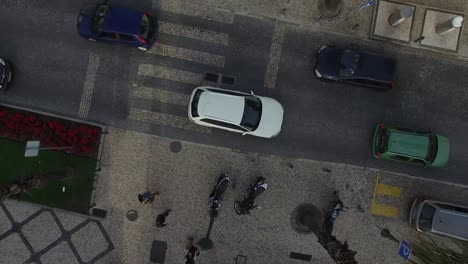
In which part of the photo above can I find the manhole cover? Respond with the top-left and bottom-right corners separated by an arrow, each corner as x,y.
290,204 -> 322,234
170,141 -> 182,153
127,210 -> 138,222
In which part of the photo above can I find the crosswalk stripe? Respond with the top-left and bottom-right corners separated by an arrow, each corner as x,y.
159,21 -> 229,46
148,44 -> 225,67
264,21 -> 286,89
158,0 -> 234,24
131,86 -> 190,106
138,64 -> 203,85
78,53 -> 100,118
128,108 -> 211,133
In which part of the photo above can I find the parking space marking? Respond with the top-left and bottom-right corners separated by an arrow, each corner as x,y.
137,64 -> 203,85
159,0 -> 234,24
128,108 -> 211,133
264,21 -> 286,89
370,203 -> 399,218
370,172 -> 402,218
131,86 -> 190,106
78,53 -> 100,119
159,22 -> 230,46
148,44 -> 225,67
375,183 -> 402,197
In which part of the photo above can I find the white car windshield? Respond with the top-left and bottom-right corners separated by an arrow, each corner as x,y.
240,96 -> 262,131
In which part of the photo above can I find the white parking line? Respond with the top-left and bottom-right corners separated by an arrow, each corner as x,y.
158,0 -> 234,24
128,108 -> 211,133
78,53 -> 100,118
264,21 -> 286,89
131,86 -> 190,106
148,44 -> 225,67
137,64 -> 203,85
159,22 -> 230,46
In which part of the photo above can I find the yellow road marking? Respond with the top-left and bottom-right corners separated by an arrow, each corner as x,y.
375,183 -> 402,198
370,172 -> 401,218
370,203 -> 399,218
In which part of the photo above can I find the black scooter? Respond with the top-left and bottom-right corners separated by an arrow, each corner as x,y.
208,174 -> 230,209
199,174 -> 230,251
234,177 -> 268,215
322,191 -> 346,235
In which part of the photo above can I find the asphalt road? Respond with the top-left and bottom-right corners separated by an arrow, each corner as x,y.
1,0 -> 467,185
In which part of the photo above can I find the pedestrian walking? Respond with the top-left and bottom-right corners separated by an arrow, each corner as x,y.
185,237 -> 200,264
156,209 -> 171,228
138,191 -> 158,204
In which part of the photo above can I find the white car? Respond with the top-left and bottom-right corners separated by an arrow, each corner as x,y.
188,86 -> 284,138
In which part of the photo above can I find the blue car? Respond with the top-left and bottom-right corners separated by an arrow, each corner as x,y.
77,4 -> 158,50
314,46 -> 396,90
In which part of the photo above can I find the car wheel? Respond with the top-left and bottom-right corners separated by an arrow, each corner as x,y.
138,47 -> 148,51
88,38 -> 96,42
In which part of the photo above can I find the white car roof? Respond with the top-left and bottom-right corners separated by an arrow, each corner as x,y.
198,89 -> 245,124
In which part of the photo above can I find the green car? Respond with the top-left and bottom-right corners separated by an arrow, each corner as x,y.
372,124 -> 450,168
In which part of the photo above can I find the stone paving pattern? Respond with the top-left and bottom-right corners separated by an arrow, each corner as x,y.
0,200 -> 114,264
158,0 -> 468,59
92,128 -> 468,264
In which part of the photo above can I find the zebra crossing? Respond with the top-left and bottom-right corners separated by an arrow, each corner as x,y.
127,3 -> 234,133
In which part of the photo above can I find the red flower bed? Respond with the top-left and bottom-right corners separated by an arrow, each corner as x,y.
0,106 -> 102,158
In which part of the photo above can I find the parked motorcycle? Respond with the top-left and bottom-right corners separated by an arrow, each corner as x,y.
208,174 -> 230,209
322,191 -> 346,235
234,177 -> 268,215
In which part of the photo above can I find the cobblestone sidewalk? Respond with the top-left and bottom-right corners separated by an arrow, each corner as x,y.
2,127 -> 468,263
155,0 -> 468,60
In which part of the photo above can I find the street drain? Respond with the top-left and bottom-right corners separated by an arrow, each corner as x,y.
221,75 -> 235,85
126,210 -> 138,222
290,204 -> 322,234
204,72 -> 219,82
290,252 -> 312,261
170,141 -> 182,153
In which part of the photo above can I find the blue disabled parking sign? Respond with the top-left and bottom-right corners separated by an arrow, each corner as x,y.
399,240 -> 412,260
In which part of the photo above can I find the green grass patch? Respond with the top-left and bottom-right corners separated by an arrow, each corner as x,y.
0,138 -> 96,214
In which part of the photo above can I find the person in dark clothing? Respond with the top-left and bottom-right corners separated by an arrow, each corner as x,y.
185,244 -> 200,264
138,191 -> 158,204
156,209 -> 171,228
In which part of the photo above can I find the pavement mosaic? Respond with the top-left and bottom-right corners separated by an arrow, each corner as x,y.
155,0 -> 468,59
0,201 -> 114,264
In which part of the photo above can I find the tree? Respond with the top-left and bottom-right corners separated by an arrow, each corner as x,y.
318,0 -> 343,19
410,236 -> 468,264
0,167 -> 73,201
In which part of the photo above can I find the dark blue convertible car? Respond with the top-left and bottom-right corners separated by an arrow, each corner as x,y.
77,4 -> 158,50
314,46 -> 396,90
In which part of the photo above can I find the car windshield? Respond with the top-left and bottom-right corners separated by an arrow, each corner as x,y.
427,134 -> 438,163
338,50 -> 360,78
139,14 -> 151,39
92,5 -> 108,32
419,203 -> 436,231
240,96 -> 262,131
379,128 -> 389,153
0,65 -> 4,83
